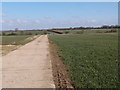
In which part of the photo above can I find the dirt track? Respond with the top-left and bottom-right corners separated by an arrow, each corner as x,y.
2,35 -> 55,88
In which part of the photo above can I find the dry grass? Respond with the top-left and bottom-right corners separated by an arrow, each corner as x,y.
1,35 -> 40,56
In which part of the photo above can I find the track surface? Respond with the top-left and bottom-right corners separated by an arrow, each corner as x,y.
2,35 -> 55,88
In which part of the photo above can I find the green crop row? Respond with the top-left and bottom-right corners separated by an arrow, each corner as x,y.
49,33 -> 118,88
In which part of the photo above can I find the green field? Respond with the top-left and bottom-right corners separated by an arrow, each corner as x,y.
2,30 -> 44,36
49,33 -> 118,88
57,29 -> 118,34
1,35 -> 34,45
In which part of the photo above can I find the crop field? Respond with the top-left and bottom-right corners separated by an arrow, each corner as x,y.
1,35 -> 34,45
2,30 -> 44,36
1,35 -> 37,55
49,33 -> 118,88
57,29 -> 118,34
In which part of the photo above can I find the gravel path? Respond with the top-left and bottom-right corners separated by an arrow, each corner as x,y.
2,35 -> 55,88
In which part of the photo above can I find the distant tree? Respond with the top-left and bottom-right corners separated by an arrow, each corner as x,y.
70,27 -> 72,30
15,28 -> 18,31
2,32 -> 6,36
8,32 -> 17,35
35,33 -> 38,35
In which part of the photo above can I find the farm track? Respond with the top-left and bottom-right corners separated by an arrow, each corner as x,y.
2,35 -> 55,88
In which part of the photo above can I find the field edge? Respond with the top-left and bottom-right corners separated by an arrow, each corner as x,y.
49,39 -> 75,88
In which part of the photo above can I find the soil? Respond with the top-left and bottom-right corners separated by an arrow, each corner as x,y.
49,40 -> 75,89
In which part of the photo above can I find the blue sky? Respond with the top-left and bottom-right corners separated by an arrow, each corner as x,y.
1,2 -> 118,30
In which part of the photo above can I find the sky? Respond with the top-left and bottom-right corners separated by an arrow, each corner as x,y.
0,2 -> 118,30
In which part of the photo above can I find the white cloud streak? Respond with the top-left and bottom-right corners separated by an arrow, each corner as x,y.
2,16 -> 117,30
1,0 -> 120,2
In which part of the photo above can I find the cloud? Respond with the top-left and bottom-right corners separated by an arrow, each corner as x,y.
34,20 -> 41,24
15,19 -> 28,24
0,20 -> 5,23
0,13 -> 6,17
44,16 -> 52,19
2,17 -> 117,30
16,19 -> 21,23
87,19 -> 96,23
2,18 -> 43,30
